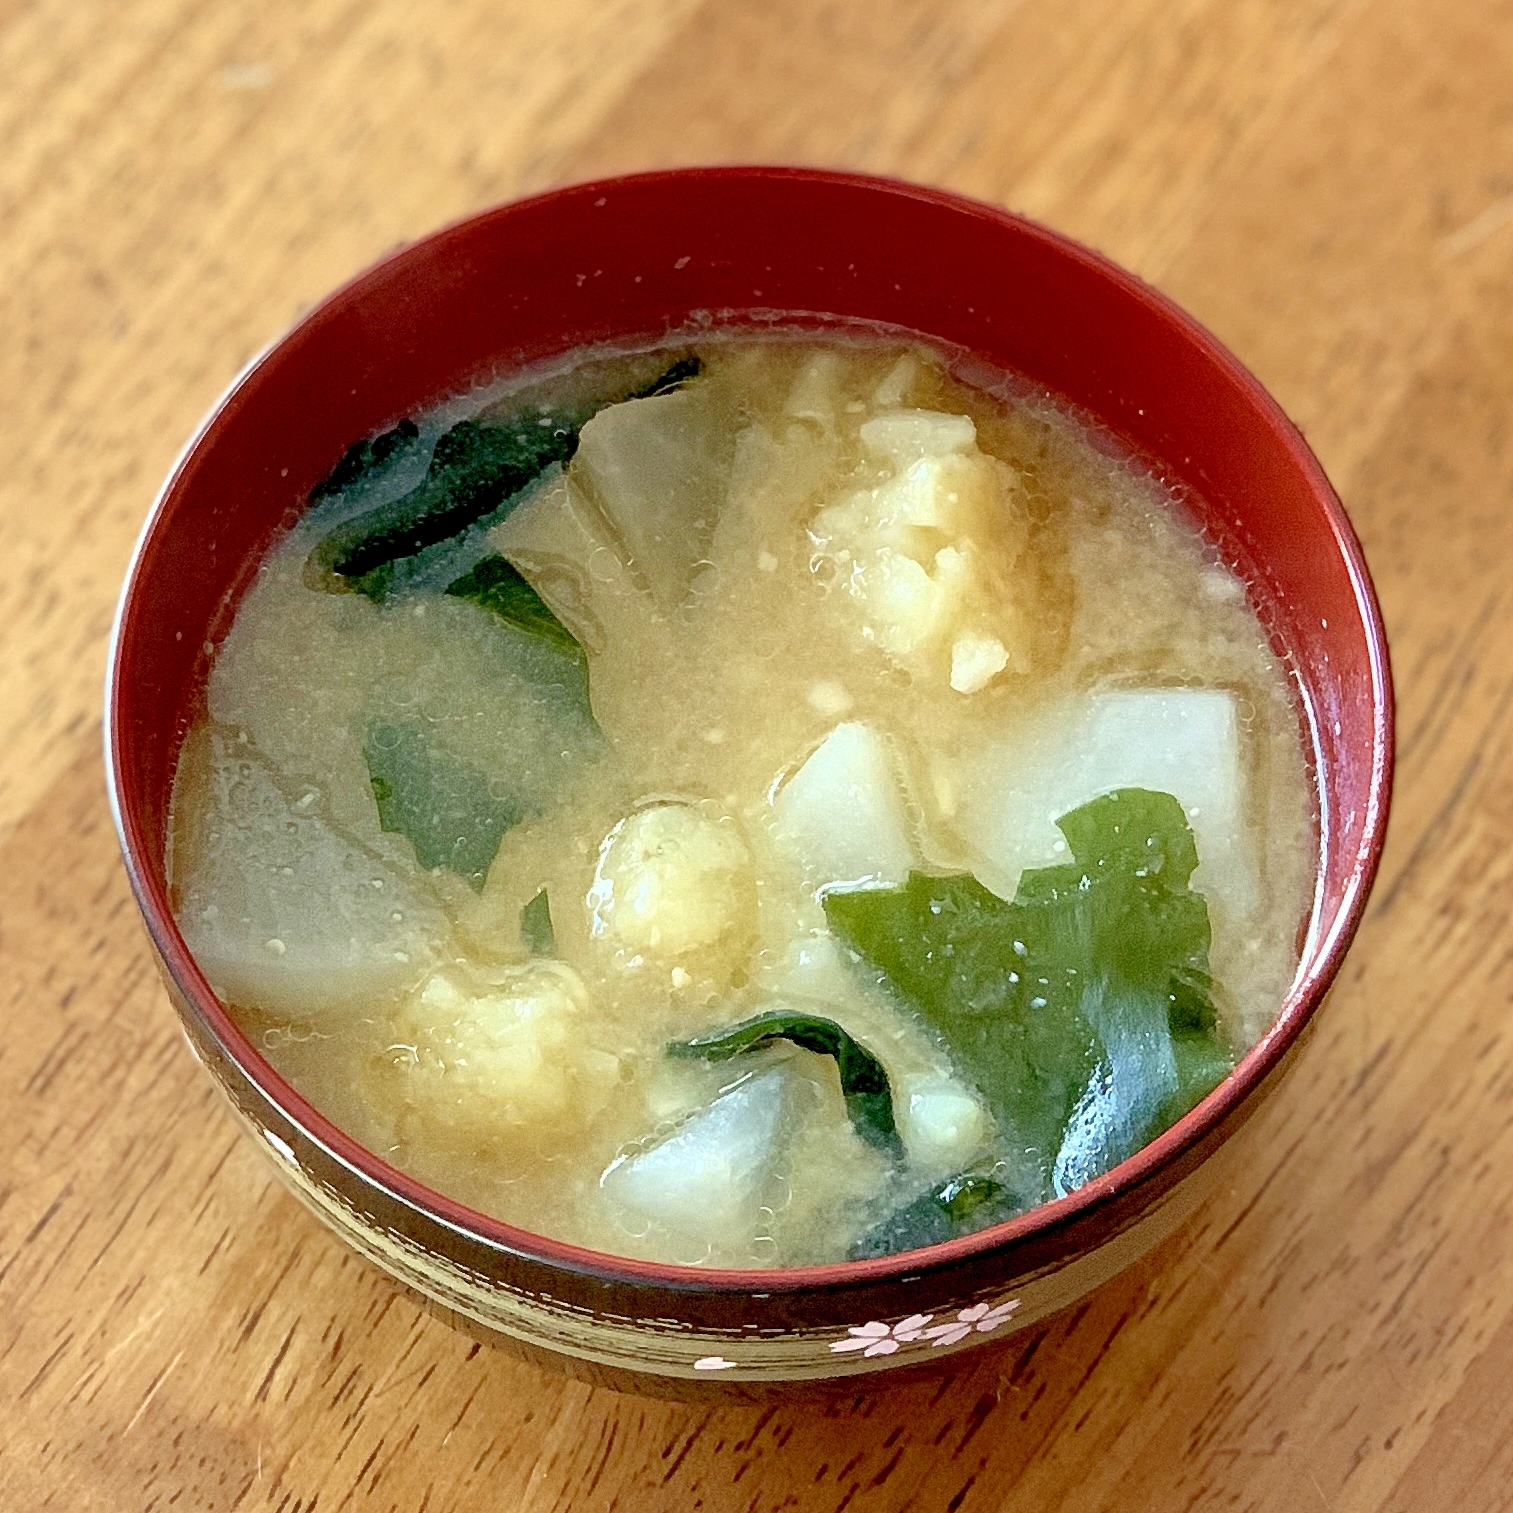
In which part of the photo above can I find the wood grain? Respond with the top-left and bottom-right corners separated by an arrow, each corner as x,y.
3,0 -> 1510,1506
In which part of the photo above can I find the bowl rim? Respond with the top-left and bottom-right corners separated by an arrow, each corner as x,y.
106,164 -> 1395,1296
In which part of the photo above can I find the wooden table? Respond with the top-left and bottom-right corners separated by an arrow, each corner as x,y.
4,1 -> 1510,1506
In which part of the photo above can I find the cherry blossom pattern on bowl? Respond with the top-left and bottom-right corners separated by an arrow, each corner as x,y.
827,1296 -> 1022,1359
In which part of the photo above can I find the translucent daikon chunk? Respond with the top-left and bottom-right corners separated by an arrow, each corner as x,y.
600,1070 -> 789,1257
858,409 -> 977,462
771,722 -> 915,894
175,733 -> 448,1019
897,1074 -> 989,1176
947,688 -> 1257,930
784,350 -> 845,428
488,469 -> 660,659
572,386 -> 736,610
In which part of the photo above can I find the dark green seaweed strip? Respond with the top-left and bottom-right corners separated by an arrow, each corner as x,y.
444,555 -> 583,659
364,720 -> 524,891
669,1010 -> 903,1160
824,788 -> 1233,1195
520,889 -> 556,957
310,419 -> 577,599
824,870 -> 1098,1184
310,418 -> 423,502
633,354 -> 703,399
307,357 -> 706,601
849,1173 -> 1021,1260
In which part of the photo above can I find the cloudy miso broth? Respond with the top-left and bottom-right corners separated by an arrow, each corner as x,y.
169,333 -> 1316,1267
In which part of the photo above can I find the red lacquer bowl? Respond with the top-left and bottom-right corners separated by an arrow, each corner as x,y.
106,168 -> 1392,1393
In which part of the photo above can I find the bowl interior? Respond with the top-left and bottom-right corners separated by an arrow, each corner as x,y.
108,167 -> 1392,1284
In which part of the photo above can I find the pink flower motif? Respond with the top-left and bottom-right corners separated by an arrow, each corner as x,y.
828,1312 -> 936,1356
921,1297 -> 1021,1347
827,1298 -> 1020,1358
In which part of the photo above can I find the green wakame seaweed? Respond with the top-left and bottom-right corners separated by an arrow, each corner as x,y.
520,889 -> 556,957
824,788 -> 1235,1194
444,555 -> 583,659
306,357 -> 704,601
669,1009 -> 904,1160
849,1173 -> 1021,1260
364,721 -> 525,891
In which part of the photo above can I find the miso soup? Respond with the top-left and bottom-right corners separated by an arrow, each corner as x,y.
168,333 -> 1317,1267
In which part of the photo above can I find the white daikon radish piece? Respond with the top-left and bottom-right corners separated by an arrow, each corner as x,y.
758,931 -> 869,1006
870,349 -> 925,409
948,688 -> 1258,929
896,1073 -> 989,1176
784,350 -> 845,428
176,734 -> 447,1019
600,1070 -> 789,1253
771,722 -> 916,894
572,386 -> 735,610
711,419 -> 836,566
489,469 -> 659,658
857,408 -> 977,461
